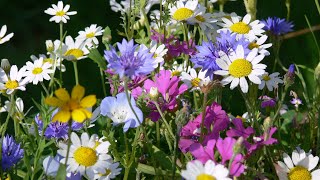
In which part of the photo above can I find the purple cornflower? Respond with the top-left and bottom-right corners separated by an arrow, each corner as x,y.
216,31 -> 250,55
259,95 -> 276,108
261,17 -> 294,35
34,112 -> 83,139
1,135 -> 24,171
104,39 -> 157,79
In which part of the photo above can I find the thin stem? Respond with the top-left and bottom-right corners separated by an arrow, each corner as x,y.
193,91 -> 199,110
100,69 -> 107,97
156,121 -> 160,147
123,132 -> 130,180
59,23 -> 63,85
73,61 -> 79,85
200,92 -> 208,143
40,82 -> 49,96
64,121 -> 73,167
153,101 -> 175,140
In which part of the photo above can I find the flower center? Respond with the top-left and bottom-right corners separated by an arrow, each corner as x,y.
173,8 -> 194,21
229,59 -> 252,78
196,174 -> 216,180
230,22 -> 250,34
66,99 -> 81,111
249,42 -> 259,50
86,32 -> 95,38
32,67 -> 43,75
73,147 -> 98,167
5,80 -> 18,89
191,77 -> 201,87
195,15 -> 205,22
64,49 -> 84,59
111,108 -> 128,123
56,11 -> 65,16
288,166 -> 311,180
171,70 -> 181,76
99,169 -> 112,176
262,74 -> 271,81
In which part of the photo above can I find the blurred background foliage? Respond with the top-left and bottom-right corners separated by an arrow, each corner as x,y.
1,0 -> 319,114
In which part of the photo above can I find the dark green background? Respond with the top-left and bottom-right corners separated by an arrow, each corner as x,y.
1,0 -> 319,113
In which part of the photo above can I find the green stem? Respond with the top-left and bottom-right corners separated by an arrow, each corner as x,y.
64,121 -> 73,168
73,61 -> 79,85
100,69 -> 107,97
156,121 -> 160,147
59,22 -> 63,86
154,101 -> 175,140
41,82 -> 49,96
123,132 -> 130,180
200,92 -> 208,143
193,91 -> 199,110
272,86 -> 289,125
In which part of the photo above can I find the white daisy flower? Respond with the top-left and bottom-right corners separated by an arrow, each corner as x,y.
31,54 -> 66,72
0,97 -> 24,120
76,24 -> 104,47
214,45 -> 266,93
169,0 -> 198,22
58,132 -> 113,179
169,62 -> 185,77
187,5 -> 217,32
93,162 -> 122,180
0,25 -> 14,44
248,35 -> 272,56
44,1 -> 77,23
217,14 -> 265,40
63,36 -> 90,61
181,160 -> 232,180
150,41 -> 168,68
181,68 -> 210,91
24,57 -> 54,85
258,72 -> 283,91
0,65 -> 27,94
275,147 -> 320,180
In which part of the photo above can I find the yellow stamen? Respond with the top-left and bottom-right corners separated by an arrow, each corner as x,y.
191,77 -> 201,87
64,49 -> 84,60
173,8 -> 193,21
196,174 -> 216,180
32,67 -> 43,75
86,32 -> 95,38
230,22 -> 250,34
5,80 -> 18,89
229,59 -> 252,78
56,11 -> 65,16
288,166 -> 311,180
74,147 -> 98,167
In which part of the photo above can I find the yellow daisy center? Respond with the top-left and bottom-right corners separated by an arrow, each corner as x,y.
5,80 -> 18,89
196,174 -> 216,180
288,166 -> 311,180
173,8 -> 194,21
99,169 -> 112,176
56,11 -> 65,16
229,59 -> 252,78
65,99 -> 81,111
64,49 -> 84,59
191,77 -> 201,87
195,15 -> 205,22
249,42 -> 260,50
230,22 -> 250,34
43,58 -> 54,64
32,67 -> 43,75
172,70 -> 181,76
262,74 -> 271,81
86,32 -> 95,38
74,147 -> 98,167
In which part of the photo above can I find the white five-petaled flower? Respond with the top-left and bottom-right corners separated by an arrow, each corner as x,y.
44,1 -> 77,23
149,41 -> 168,68
214,45 -> 266,93
0,25 -> 14,44
217,14 -> 265,40
25,57 -> 54,85
58,132 -> 112,179
0,65 -> 27,94
275,147 -> 320,180
181,160 -> 232,180
76,24 -> 104,47
181,67 -> 210,91
169,0 -> 199,22
258,72 -> 283,91
62,36 -> 90,61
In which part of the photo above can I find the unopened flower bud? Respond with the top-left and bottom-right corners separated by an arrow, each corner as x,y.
149,87 -> 159,100
102,27 -> 112,46
263,117 -> 272,130
1,59 -> 11,73
233,136 -> 244,154
46,40 -> 54,52
284,64 -> 295,86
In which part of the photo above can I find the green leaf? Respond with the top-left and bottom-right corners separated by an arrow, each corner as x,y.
152,145 -> 172,170
55,164 -> 67,180
88,48 -> 107,70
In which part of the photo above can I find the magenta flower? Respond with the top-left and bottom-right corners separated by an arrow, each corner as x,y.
248,127 -> 278,154
179,102 -> 229,153
142,70 -> 188,121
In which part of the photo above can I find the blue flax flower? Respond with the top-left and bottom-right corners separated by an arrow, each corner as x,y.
261,17 -> 293,35
100,92 -> 143,132
104,39 -> 157,79
1,135 -> 24,171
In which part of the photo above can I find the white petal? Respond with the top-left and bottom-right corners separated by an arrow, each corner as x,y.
239,77 -> 248,93
230,78 -> 239,90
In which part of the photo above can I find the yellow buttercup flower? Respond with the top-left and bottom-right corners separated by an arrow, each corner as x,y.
45,85 -> 96,123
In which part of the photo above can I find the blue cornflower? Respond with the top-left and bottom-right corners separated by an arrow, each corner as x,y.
1,135 -> 24,171
216,31 -> 250,55
190,41 -> 221,77
104,39 -> 157,78
261,17 -> 293,35
34,112 -> 83,139
100,92 -> 143,132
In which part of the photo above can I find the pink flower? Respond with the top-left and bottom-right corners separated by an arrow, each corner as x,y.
248,127 -> 278,154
